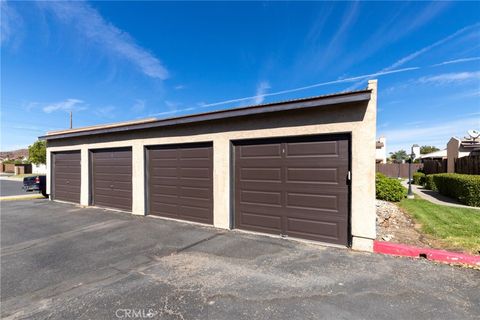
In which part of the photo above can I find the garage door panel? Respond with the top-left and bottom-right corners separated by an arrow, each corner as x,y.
286,192 -> 339,211
179,205 -> 211,222
240,167 -> 282,182
93,149 -> 131,158
94,179 -> 131,189
180,167 -> 210,179
92,166 -> 132,175
239,202 -> 284,216
148,143 -> 213,224
150,158 -> 178,166
94,195 -> 131,211
179,158 -> 212,168
53,151 -> 81,203
92,148 -> 132,211
235,135 -> 349,245
239,144 -> 282,158
155,194 -> 179,205
180,186 -> 211,199
285,141 -> 339,157
286,218 -> 346,243
150,184 -> 178,195
179,179 -> 211,189
54,172 -> 81,180
240,212 -> 282,234
286,167 -> 339,184
180,147 -> 211,159
151,202 -> 178,216
241,190 -> 282,206
151,167 -> 177,178
93,185 -> 132,195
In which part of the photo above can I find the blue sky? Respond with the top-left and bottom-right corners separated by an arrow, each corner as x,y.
1,1 -> 479,153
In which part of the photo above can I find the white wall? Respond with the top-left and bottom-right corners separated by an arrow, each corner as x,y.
32,163 -> 47,174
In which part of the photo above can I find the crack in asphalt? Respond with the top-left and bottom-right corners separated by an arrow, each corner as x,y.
1,220 -> 129,257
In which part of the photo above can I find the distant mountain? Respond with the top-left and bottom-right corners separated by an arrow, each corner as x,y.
0,148 -> 29,160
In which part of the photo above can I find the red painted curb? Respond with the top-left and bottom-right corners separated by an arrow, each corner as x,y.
373,241 -> 480,267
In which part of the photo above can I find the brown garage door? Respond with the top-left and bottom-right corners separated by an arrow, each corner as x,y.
91,148 -> 132,211
53,151 -> 81,203
234,135 -> 350,245
148,143 -> 213,224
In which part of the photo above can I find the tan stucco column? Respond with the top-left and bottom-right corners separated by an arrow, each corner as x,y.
46,149 -> 52,196
213,138 -> 231,229
132,142 -> 146,215
80,146 -> 89,206
351,79 -> 377,251
447,138 -> 460,173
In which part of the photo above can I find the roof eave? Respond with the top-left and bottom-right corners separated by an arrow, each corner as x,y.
40,89 -> 371,141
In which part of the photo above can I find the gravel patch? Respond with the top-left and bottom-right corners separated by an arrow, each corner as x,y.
376,199 -> 434,247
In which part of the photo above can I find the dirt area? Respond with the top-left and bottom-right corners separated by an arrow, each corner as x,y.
376,200 -> 436,248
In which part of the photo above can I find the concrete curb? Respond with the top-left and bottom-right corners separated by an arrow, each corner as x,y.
0,194 -> 45,201
373,241 -> 480,268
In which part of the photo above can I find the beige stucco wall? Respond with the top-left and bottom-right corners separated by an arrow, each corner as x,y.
447,137 -> 461,173
46,80 -> 377,251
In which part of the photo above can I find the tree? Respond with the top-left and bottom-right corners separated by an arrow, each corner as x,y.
389,150 -> 409,163
28,140 -> 46,165
420,145 -> 440,154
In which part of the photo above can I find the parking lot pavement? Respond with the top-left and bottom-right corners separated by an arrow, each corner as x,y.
0,179 -> 26,197
1,200 -> 479,320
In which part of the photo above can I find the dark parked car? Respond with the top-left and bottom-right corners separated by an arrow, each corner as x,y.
23,175 -> 47,197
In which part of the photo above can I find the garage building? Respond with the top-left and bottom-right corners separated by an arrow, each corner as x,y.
41,80 -> 377,251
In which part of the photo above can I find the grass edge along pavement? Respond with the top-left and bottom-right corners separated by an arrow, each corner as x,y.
399,197 -> 480,255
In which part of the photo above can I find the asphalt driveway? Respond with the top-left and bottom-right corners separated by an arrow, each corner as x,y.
0,179 -> 25,197
1,200 -> 479,319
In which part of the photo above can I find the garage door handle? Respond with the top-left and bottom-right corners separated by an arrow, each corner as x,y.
66,180 -> 70,184
110,184 -> 114,188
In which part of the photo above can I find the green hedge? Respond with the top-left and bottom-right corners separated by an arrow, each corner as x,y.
424,175 -> 437,191
412,172 -> 426,185
426,173 -> 480,207
376,173 -> 407,202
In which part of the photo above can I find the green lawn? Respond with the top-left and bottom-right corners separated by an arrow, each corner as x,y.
399,198 -> 480,254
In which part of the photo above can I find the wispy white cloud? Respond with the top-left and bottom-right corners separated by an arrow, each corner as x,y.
320,1 -> 359,65
0,0 -> 23,45
94,105 -> 115,118
131,99 -> 145,113
417,71 -> 480,85
385,23 -> 480,72
39,1 -> 168,79
346,23 -> 480,91
432,57 -> 480,67
174,85 -> 186,90
200,67 -> 418,108
149,106 -> 195,117
43,99 -> 86,113
253,81 -> 270,104
164,101 -> 181,110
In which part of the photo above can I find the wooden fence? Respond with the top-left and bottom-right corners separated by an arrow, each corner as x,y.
455,156 -> 480,175
376,163 -> 423,178
422,159 -> 447,175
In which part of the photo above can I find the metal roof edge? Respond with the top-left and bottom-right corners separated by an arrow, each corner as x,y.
40,89 -> 372,141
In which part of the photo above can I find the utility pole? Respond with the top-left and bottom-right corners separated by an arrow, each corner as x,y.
70,111 -> 73,129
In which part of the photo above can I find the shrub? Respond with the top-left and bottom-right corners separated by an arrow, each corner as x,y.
412,172 -> 426,185
376,174 -> 407,202
376,172 -> 387,180
430,173 -> 480,207
425,175 -> 437,191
